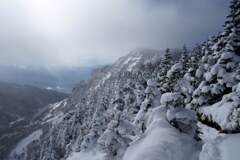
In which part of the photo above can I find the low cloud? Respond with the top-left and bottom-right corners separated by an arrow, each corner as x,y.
0,0 -> 228,67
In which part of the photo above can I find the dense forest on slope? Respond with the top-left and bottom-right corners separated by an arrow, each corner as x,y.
0,81 -> 68,127
0,82 -> 68,159
8,0 -> 240,160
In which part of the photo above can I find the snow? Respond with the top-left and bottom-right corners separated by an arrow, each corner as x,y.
220,134 -> 240,160
236,83 -> 240,92
147,79 -> 157,87
122,57 -> 132,66
198,122 -> 220,142
199,91 -> 240,131
66,147 -> 105,160
204,72 -> 213,82
41,100 -> 67,126
221,52 -> 234,60
167,108 -> 196,122
9,118 -> 25,127
211,64 -> 222,75
123,118 -> 200,160
10,129 -> 43,159
127,56 -> 141,71
199,134 -> 240,160
56,86 -> 63,90
160,92 -> 182,106
101,72 -> 112,84
46,87 -> 53,90
51,100 -> 67,111
201,86 -> 211,93
44,112 -> 64,125
167,63 -> 182,77
95,72 -> 112,89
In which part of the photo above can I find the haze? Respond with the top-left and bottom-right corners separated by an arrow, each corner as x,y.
0,0 -> 228,68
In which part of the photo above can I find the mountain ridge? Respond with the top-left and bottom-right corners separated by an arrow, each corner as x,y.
4,1 -> 240,160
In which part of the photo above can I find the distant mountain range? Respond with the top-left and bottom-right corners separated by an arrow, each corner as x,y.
0,81 -> 68,128
0,65 -> 102,92
0,81 -> 68,159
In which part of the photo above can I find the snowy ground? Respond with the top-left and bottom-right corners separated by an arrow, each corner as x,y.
123,118 -> 200,160
66,113 -> 240,160
41,100 -> 67,126
198,122 -> 240,160
9,129 -> 43,160
67,147 -> 105,160
199,134 -> 240,160
9,118 -> 25,127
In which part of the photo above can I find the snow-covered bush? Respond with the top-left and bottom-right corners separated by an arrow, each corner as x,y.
160,92 -> 184,109
167,108 -> 197,136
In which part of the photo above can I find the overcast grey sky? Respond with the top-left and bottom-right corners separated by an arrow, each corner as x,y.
0,0 -> 229,67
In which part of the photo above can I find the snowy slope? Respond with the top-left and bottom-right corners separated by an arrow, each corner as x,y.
200,134 -> 240,160
9,129 -> 43,160
67,148 -> 105,160
123,118 -> 200,160
10,4 -> 240,158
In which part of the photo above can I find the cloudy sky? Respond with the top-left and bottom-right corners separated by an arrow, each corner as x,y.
0,0 -> 229,67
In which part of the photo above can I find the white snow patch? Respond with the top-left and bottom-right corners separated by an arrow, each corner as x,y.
160,92 -> 182,106
167,63 -> 182,77
122,57 -> 132,66
101,72 -> 112,84
200,134 -> 240,160
197,122 -> 220,142
56,86 -> 63,90
127,56 -> 141,71
199,91 -> 240,131
42,112 -> 64,126
67,147 -> 105,160
9,118 -> 25,127
46,87 -> 53,90
10,129 -> 43,159
43,100 -> 67,121
124,118 -> 200,160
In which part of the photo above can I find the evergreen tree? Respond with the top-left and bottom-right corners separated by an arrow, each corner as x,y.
122,79 -> 138,121
166,62 -> 184,92
134,82 -> 145,111
192,0 -> 240,108
81,97 -> 107,150
183,44 -> 203,107
134,79 -> 161,135
158,48 -> 173,93
180,44 -> 189,72
97,111 -> 134,158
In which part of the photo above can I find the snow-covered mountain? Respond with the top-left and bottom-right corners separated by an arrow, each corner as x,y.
0,82 -> 68,159
5,1 -> 240,160
0,65 -> 101,92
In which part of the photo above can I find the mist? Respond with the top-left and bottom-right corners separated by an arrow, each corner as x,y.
0,0 -> 228,68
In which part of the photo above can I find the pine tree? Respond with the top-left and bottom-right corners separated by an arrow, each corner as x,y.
162,48 -> 172,67
134,79 -> 161,135
113,86 -> 125,112
158,48 -> 172,93
122,79 -> 138,121
81,97 -> 107,150
180,45 -> 189,72
166,62 -> 183,92
97,111 -> 133,158
183,44 -> 203,107
192,0 -> 240,108
161,92 -> 197,138
134,82 -> 145,111
223,0 -> 240,55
